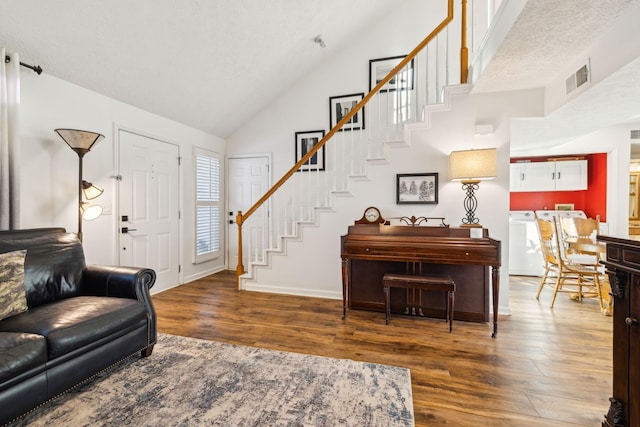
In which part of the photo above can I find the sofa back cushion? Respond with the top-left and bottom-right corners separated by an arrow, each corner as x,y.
0,229 -> 86,308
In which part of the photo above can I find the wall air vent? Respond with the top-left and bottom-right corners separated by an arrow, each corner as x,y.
631,129 -> 640,140
565,62 -> 590,95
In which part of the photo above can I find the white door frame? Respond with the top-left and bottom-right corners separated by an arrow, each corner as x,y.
113,123 -> 183,286
226,153 -> 272,270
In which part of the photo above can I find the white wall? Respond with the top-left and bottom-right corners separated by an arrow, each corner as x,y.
226,0 -> 545,316
19,72 -> 226,284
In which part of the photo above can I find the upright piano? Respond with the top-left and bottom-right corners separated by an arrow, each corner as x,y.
340,223 -> 501,336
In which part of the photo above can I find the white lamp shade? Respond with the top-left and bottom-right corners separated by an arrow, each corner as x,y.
449,148 -> 497,181
82,180 -> 104,200
81,203 -> 103,221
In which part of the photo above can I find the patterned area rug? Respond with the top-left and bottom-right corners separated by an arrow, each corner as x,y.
10,334 -> 414,426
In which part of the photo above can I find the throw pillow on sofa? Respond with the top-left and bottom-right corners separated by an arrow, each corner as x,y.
0,249 -> 28,320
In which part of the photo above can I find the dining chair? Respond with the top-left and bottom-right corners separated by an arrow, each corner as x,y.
535,217 -> 604,309
558,216 -> 600,264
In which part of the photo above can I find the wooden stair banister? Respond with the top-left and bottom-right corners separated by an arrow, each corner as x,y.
461,0 -> 469,84
236,0 -> 463,284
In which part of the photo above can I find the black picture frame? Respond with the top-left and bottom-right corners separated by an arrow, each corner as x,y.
329,93 -> 365,131
295,130 -> 325,172
396,173 -> 438,204
369,55 -> 415,93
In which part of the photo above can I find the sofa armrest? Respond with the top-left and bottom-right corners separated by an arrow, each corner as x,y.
81,265 -> 156,299
81,265 -> 157,345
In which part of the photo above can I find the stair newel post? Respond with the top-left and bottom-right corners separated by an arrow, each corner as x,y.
236,211 -> 245,287
460,0 -> 469,83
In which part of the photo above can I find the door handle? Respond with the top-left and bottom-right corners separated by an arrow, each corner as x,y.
121,227 -> 138,234
625,317 -> 638,326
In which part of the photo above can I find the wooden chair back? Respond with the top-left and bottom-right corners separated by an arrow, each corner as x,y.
560,216 -> 599,239
571,216 -> 600,239
536,218 -> 560,266
558,215 -> 600,260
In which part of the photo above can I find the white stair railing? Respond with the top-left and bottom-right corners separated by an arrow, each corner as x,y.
237,13 -> 456,282
236,0 -> 505,285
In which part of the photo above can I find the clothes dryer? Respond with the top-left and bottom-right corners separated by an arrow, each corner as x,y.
509,210 -> 544,276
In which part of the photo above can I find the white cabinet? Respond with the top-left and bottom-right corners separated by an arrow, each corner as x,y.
554,160 -> 588,190
509,163 -> 526,191
522,162 -> 556,191
510,160 -> 587,192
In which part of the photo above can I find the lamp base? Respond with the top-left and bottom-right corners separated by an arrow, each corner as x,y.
460,223 -> 483,228
460,179 -> 482,228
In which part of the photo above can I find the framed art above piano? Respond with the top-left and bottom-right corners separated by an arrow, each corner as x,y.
396,173 -> 438,204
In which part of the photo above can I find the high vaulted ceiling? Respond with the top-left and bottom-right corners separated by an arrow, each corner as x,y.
0,0 -> 400,138
2,0 -> 640,149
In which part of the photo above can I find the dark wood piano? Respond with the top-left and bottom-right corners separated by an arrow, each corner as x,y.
340,222 -> 501,337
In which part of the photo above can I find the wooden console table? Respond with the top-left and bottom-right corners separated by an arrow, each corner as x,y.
340,224 -> 501,337
598,235 -> 640,427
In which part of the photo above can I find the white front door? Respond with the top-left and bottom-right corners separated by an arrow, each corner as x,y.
118,129 -> 180,293
227,156 -> 270,271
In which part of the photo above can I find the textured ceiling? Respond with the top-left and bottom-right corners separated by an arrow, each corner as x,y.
473,0 -> 638,93
473,0 -> 640,156
1,0 -> 640,150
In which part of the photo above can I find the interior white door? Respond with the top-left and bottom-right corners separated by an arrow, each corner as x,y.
227,156 -> 270,271
118,129 -> 180,293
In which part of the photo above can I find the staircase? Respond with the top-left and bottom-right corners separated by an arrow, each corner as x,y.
235,0 -> 497,291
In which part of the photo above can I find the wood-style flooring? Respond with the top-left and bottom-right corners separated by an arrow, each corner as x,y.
152,271 -> 612,426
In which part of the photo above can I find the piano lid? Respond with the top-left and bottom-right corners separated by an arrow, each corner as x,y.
346,224 -> 490,239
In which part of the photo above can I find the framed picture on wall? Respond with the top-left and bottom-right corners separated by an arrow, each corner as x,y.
369,55 -> 415,93
329,93 -> 365,131
396,173 -> 438,204
295,130 -> 325,172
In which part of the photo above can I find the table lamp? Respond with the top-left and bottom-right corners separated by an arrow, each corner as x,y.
449,148 -> 497,227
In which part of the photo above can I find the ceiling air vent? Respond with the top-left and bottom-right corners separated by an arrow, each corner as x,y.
565,62 -> 590,95
631,129 -> 640,140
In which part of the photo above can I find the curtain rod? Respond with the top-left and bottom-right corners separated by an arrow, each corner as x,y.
4,55 -> 43,75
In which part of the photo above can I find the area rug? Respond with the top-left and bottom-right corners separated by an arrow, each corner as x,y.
10,334 -> 414,426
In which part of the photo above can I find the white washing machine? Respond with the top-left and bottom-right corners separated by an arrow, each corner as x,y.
534,210 -> 609,235
509,210 -> 544,276
534,209 -> 587,222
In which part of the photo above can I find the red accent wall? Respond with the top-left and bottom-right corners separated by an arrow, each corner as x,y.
510,153 -> 607,222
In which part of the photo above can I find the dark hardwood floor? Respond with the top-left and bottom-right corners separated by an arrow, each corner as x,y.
153,271 -> 612,426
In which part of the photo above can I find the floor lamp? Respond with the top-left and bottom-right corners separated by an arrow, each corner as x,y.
55,129 -> 105,242
449,148 -> 497,228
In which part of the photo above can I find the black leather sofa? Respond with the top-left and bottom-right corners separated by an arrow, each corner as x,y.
0,228 -> 156,425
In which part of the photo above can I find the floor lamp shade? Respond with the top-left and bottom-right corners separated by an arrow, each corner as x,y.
82,180 -> 104,200
54,129 -> 104,155
449,148 -> 497,227
55,129 -> 105,241
81,202 -> 103,221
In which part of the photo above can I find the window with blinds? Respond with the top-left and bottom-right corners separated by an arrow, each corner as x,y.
194,148 -> 221,263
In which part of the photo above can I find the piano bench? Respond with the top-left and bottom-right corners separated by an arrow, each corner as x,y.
382,273 -> 456,332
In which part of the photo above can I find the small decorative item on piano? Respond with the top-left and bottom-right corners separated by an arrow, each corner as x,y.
396,216 -> 448,227
355,206 -> 387,225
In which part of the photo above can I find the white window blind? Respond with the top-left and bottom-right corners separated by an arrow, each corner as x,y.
194,148 -> 221,263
